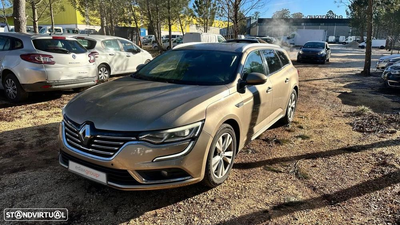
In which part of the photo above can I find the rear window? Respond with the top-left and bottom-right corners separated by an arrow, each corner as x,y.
33,39 -> 87,54
76,39 -> 97,50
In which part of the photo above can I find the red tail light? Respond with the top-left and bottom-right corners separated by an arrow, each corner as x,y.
20,54 -> 55,65
88,51 -> 99,63
52,36 -> 66,40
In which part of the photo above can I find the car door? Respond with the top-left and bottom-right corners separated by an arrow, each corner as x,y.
239,50 -> 274,139
262,49 -> 290,118
101,39 -> 125,74
0,36 -> 9,88
118,39 -> 144,73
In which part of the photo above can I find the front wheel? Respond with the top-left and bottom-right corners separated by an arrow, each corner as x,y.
281,89 -> 298,125
203,124 -> 237,188
3,74 -> 28,102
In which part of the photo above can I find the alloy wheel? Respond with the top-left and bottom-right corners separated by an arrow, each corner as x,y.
287,92 -> 297,122
212,133 -> 234,179
98,67 -> 109,81
4,78 -> 17,100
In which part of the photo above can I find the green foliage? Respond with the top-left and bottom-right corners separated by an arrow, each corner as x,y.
291,12 -> 304,19
193,0 -> 217,32
272,8 -> 291,19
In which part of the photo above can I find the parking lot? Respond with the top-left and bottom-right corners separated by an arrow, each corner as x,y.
0,45 -> 399,224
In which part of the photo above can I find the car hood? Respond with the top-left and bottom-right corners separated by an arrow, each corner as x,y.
300,48 -> 324,53
64,77 -> 229,131
379,54 -> 400,60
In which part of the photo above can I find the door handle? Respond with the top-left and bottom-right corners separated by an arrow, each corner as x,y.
285,78 -> 289,83
266,87 -> 273,93
109,53 -> 115,56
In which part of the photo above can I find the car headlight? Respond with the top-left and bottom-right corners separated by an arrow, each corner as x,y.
299,50 -> 303,54
139,121 -> 203,144
318,51 -> 325,55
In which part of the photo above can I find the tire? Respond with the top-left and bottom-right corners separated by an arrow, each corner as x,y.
203,124 -> 237,188
98,64 -> 110,82
3,73 -> 28,102
281,89 -> 298,125
297,58 -> 302,63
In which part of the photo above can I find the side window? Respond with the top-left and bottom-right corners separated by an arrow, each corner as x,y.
0,37 -> 11,51
276,51 -> 290,67
217,35 -> 226,43
119,39 -> 140,53
263,50 -> 282,74
102,39 -> 121,51
242,51 -> 265,77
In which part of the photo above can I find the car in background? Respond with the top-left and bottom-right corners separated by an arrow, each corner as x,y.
257,36 -> 277,44
297,41 -> 331,64
376,54 -> 400,70
79,29 -> 97,35
382,62 -> 400,88
39,26 -> 64,35
74,35 -> 153,81
152,37 -> 183,50
358,39 -> 386,49
59,43 -> 299,190
183,32 -> 226,43
0,33 -> 97,102
225,38 -> 267,44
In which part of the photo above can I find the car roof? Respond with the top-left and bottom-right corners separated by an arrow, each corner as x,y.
225,39 -> 259,43
72,34 -> 123,41
174,42 -> 282,53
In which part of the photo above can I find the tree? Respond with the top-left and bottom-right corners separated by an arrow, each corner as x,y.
291,12 -> 304,18
326,10 -> 336,18
218,0 -> 267,38
27,0 -> 45,33
13,0 -> 26,32
193,0 -> 217,33
272,8 -> 291,18
177,5 -> 194,35
1,0 -> 11,31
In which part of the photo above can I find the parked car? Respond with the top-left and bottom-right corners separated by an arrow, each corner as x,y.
74,35 -> 153,81
39,26 -> 64,35
79,29 -> 97,35
183,32 -> 226,43
59,43 -> 299,190
382,62 -> 400,88
376,54 -> 400,70
258,36 -> 277,44
152,38 -> 183,50
225,38 -> 267,43
0,33 -> 97,102
297,41 -> 331,64
142,35 -> 155,44
358,39 -> 386,49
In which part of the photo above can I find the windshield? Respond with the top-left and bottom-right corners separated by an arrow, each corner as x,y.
303,42 -> 325,49
134,50 -> 241,85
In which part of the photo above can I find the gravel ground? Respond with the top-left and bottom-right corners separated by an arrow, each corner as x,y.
0,45 -> 399,224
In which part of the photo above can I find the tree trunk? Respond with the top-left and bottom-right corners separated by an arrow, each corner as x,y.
49,0 -> 54,33
362,0 -> 373,76
131,4 -> 142,47
167,0 -> 172,49
31,1 -> 39,33
233,0 -> 239,38
99,2 -> 107,35
13,0 -> 27,33
178,16 -> 185,35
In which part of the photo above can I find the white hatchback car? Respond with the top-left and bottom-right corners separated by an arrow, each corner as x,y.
74,35 -> 153,81
0,33 -> 97,102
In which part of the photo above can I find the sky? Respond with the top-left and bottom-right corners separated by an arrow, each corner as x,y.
259,0 -> 348,18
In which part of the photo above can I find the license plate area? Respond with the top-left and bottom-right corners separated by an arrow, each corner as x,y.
69,161 -> 107,184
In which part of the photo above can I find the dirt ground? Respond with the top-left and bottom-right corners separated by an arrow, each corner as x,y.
0,45 -> 399,224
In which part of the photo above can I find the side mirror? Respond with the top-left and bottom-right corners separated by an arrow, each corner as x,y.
136,64 -> 145,71
238,72 -> 267,93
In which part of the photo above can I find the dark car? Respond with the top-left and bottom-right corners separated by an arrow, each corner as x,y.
382,62 -> 400,88
297,41 -> 331,64
225,38 -> 267,43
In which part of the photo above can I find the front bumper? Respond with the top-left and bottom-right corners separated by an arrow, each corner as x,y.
58,121 -> 213,190
297,54 -> 326,62
382,72 -> 400,88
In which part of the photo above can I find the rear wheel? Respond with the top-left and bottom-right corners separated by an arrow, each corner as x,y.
98,64 -> 110,82
3,73 -> 28,102
203,124 -> 237,188
281,89 -> 298,125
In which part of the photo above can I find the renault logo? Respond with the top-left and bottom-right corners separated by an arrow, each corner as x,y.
72,54 -> 76,59
79,124 -> 92,146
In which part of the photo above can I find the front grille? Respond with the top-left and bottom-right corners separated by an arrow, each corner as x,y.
60,151 -> 140,185
63,117 -> 137,158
